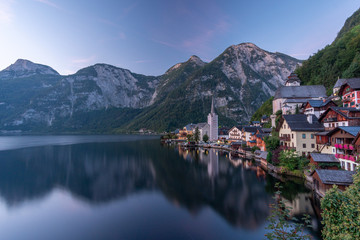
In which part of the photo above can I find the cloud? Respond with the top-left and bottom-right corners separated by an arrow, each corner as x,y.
0,0 -> 14,23
34,0 -> 61,10
72,55 -> 96,64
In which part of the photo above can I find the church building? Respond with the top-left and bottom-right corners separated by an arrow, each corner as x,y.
207,98 -> 218,141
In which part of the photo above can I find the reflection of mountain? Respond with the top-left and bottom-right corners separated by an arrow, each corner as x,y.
0,140 -> 157,206
0,138 -> 271,230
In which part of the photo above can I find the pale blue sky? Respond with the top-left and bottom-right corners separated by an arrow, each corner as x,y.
0,0 -> 359,76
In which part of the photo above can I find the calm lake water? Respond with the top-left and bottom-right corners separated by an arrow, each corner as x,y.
0,135 -> 321,240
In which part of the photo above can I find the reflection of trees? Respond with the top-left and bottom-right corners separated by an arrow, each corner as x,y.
0,140 -> 272,230
152,146 -> 271,229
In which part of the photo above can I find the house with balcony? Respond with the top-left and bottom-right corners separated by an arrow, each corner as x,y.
338,78 -> 360,108
308,153 -> 340,170
242,126 -> 261,146
318,106 -> 360,131
255,131 -> 270,152
302,99 -> 337,118
350,131 -> 360,170
328,126 -> 360,171
311,169 -> 355,197
315,131 -> 333,154
228,126 -> 243,141
278,114 -> 324,156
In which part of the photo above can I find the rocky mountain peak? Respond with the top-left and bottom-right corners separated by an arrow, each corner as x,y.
1,59 -> 59,78
188,55 -> 206,66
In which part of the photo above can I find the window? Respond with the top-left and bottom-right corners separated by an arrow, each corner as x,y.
311,134 -> 314,139
292,134 -> 294,139
311,144 -> 315,148
302,134 -> 306,139
319,136 -> 322,141
303,143 -> 306,148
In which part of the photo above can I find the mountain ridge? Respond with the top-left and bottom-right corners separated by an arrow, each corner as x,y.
0,42 -> 301,133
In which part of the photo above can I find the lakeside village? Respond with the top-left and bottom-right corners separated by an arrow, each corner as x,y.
162,73 -> 360,199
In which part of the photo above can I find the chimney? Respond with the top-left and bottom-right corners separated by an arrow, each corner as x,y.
307,114 -> 313,124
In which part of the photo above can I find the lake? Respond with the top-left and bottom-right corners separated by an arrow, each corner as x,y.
0,135 -> 321,239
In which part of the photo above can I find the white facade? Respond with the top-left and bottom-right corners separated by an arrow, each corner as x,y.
228,126 -> 242,140
207,98 -> 218,141
197,123 -> 210,141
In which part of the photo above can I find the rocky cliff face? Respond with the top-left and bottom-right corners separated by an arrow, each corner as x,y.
0,43 -> 301,132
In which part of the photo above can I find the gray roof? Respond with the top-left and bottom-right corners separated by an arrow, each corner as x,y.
259,151 -> 268,159
342,78 -> 360,90
194,122 -> 209,129
306,99 -> 334,108
315,131 -> 330,136
261,128 -> 272,133
243,126 -> 261,133
284,98 -> 311,104
274,85 -> 327,100
283,114 -> 324,132
315,169 -> 355,185
310,153 -> 340,163
338,126 -> 360,137
333,78 -> 347,89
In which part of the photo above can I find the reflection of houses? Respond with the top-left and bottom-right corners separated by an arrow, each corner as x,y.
308,153 -> 340,170
319,107 -> 360,131
208,149 -> 219,178
311,169 -> 355,197
282,193 -> 314,218
278,114 -> 324,156
327,126 -> 360,171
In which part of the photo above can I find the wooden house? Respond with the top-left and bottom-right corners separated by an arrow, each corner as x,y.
328,126 -> 360,171
308,153 -> 340,170
311,169 -> 355,197
318,107 -> 360,131
338,78 -> 360,108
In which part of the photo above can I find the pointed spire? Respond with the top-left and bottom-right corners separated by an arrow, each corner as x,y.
211,97 -> 215,114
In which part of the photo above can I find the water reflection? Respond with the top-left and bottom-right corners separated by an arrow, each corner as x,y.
0,136 -> 321,239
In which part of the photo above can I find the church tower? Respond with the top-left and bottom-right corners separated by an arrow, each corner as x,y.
207,98 -> 218,141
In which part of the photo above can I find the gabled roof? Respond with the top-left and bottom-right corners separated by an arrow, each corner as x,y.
256,133 -> 270,140
305,99 -> 335,108
318,106 -> 360,122
309,153 -> 340,163
282,114 -> 324,132
185,123 -> 196,131
315,131 -> 330,136
328,126 -> 360,137
333,78 -> 347,89
274,85 -> 327,100
338,78 -> 360,95
259,151 -> 268,159
194,122 -> 209,129
261,128 -> 272,133
314,169 -> 355,186
243,126 -> 261,133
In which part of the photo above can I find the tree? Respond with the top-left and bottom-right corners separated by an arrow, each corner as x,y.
266,183 -> 312,240
321,169 -> 360,239
202,134 -> 209,143
186,134 -> 193,142
194,127 -> 200,142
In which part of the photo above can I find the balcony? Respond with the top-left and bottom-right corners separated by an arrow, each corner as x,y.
323,117 -> 337,122
280,135 -> 291,141
337,154 -> 356,162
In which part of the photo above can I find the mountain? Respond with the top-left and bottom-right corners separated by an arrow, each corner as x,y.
127,43 -> 300,131
0,43 -> 300,133
295,8 -> 360,93
0,59 -> 59,79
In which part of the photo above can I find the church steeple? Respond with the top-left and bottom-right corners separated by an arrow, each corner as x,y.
211,97 -> 215,114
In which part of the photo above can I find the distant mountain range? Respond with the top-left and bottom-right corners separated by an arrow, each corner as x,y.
0,43 -> 300,133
